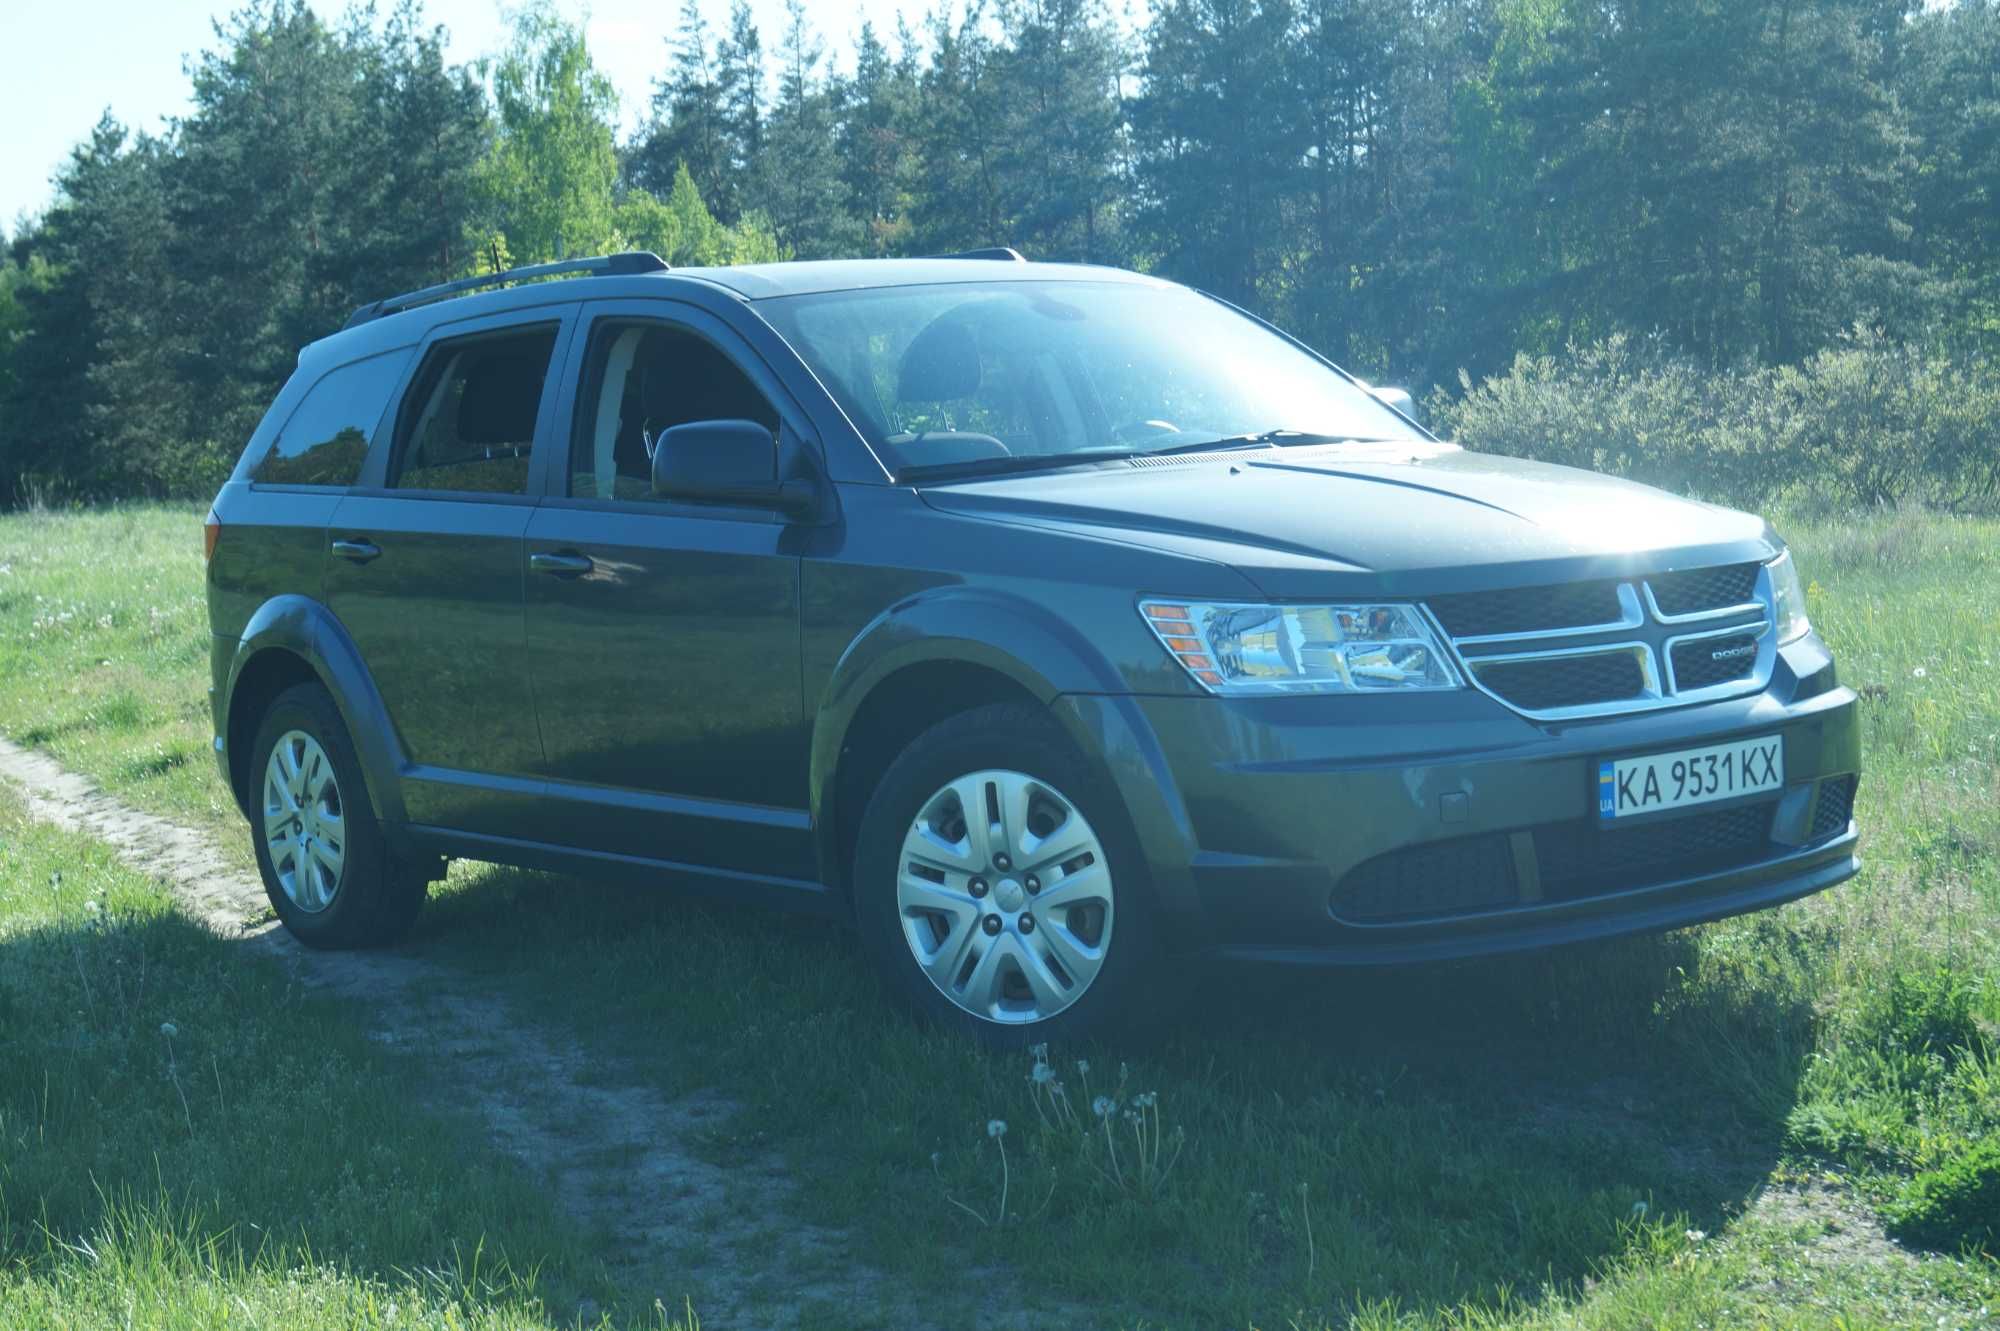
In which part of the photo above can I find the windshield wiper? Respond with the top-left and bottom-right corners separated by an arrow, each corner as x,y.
896,448 -> 1132,484
1146,429 -> 1389,457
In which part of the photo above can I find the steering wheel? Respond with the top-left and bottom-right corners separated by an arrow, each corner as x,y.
1110,418 -> 1182,444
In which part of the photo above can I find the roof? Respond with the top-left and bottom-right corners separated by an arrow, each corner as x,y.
667,257 -> 1167,300
302,255 -> 1170,368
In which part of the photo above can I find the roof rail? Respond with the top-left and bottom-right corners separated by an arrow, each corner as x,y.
343,251 -> 669,329
928,247 -> 1027,262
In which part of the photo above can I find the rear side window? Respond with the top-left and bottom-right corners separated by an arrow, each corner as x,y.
251,350 -> 410,487
391,325 -> 559,494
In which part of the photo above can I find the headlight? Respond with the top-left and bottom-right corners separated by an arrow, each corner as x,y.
1768,550 -> 1811,644
1141,600 -> 1463,695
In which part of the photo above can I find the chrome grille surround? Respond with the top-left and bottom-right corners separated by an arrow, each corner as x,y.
1431,563 -> 1778,720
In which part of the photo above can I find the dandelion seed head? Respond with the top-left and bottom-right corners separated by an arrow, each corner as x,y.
1030,1062 -> 1055,1085
159,1021 -> 178,1038
987,1119 -> 1008,1139
1092,1096 -> 1115,1118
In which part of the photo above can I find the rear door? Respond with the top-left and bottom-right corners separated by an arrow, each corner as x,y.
520,299 -> 814,880
325,304 -> 577,837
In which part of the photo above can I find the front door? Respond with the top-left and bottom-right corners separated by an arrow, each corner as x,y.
523,303 -> 814,880
324,308 -> 573,836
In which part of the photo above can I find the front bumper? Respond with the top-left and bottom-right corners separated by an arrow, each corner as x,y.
1054,635 -> 1859,964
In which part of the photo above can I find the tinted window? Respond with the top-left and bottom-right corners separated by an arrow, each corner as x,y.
391,325 -> 558,494
757,281 -> 1420,473
569,321 -> 779,501
251,351 -> 411,486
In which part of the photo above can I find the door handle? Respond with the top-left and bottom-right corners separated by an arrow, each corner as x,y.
529,551 -> 594,576
330,538 -> 381,563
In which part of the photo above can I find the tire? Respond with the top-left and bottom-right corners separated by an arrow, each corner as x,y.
247,682 -> 425,948
853,703 -> 1164,1046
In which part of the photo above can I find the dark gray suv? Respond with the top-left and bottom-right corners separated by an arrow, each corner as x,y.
205,250 -> 1861,1042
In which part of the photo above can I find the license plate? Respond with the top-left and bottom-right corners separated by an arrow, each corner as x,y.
1598,735 -> 1783,820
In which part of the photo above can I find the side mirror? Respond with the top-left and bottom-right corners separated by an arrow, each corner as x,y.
1367,384 -> 1418,423
651,419 -> 815,516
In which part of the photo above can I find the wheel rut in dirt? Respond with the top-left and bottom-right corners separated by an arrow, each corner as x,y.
0,735 -> 933,1328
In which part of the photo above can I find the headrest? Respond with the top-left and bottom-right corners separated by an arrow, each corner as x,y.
897,319 -> 981,403
457,354 -> 545,444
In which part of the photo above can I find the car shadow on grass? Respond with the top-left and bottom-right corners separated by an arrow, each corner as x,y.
418,860 -> 1816,1326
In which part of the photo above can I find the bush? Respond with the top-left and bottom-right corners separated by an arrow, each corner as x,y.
1886,1136 -> 2000,1254
1430,333 -> 2000,513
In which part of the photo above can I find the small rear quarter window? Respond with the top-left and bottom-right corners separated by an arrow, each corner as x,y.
252,350 -> 411,487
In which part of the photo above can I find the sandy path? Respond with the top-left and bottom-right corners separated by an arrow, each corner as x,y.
0,735 -> 931,1329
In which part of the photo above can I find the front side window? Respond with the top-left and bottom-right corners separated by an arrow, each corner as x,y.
756,280 -> 1421,474
569,321 -> 779,501
391,325 -> 558,494
251,350 -> 412,486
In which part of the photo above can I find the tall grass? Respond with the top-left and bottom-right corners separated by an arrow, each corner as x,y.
1434,335 -> 2000,513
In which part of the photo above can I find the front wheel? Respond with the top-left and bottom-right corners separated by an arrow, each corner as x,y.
853,704 -> 1162,1045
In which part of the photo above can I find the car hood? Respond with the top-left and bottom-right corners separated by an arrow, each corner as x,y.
916,442 -> 1777,599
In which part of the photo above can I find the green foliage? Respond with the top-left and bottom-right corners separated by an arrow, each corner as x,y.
1433,334 -> 2000,512
1888,1137 -> 2000,1255
478,3 -> 621,264
8,0 -> 2000,502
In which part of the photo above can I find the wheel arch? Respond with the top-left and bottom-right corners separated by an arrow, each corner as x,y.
810,587 -> 1129,896
221,596 -> 409,824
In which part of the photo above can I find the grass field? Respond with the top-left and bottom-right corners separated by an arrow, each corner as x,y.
1,503 -> 1996,1329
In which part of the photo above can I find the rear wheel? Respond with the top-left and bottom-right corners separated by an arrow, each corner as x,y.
854,704 -> 1160,1045
248,683 -> 425,948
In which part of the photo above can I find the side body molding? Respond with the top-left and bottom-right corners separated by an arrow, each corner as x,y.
223,595 -> 411,825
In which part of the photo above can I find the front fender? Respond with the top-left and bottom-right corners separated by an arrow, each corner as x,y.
223,595 -> 409,824
807,586 -> 1130,856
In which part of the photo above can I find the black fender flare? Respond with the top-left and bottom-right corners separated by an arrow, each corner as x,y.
221,595 -> 409,824
806,585 -> 1134,885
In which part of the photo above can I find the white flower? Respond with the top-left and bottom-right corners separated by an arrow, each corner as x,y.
1092,1096 -> 1115,1118
986,1119 -> 1008,1139
1685,1228 -> 1707,1243
1913,666 -> 1929,679
159,1022 -> 178,1038
1030,1062 -> 1055,1085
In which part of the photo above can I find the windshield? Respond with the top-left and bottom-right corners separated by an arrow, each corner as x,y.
756,280 -> 1422,475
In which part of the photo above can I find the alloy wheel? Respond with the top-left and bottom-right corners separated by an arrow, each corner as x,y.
896,769 -> 1115,1025
262,729 -> 346,913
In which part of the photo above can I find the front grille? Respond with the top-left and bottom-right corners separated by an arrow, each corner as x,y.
1330,802 -> 1779,925
1428,580 -> 1624,638
1670,632 -> 1760,691
1650,562 -> 1760,616
1331,833 -> 1517,923
1533,803 -> 1772,901
1429,561 -> 1774,719
1810,776 -> 1857,842
1473,650 -> 1648,712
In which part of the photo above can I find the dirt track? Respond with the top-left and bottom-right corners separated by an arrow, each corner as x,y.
0,735 -> 921,1328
